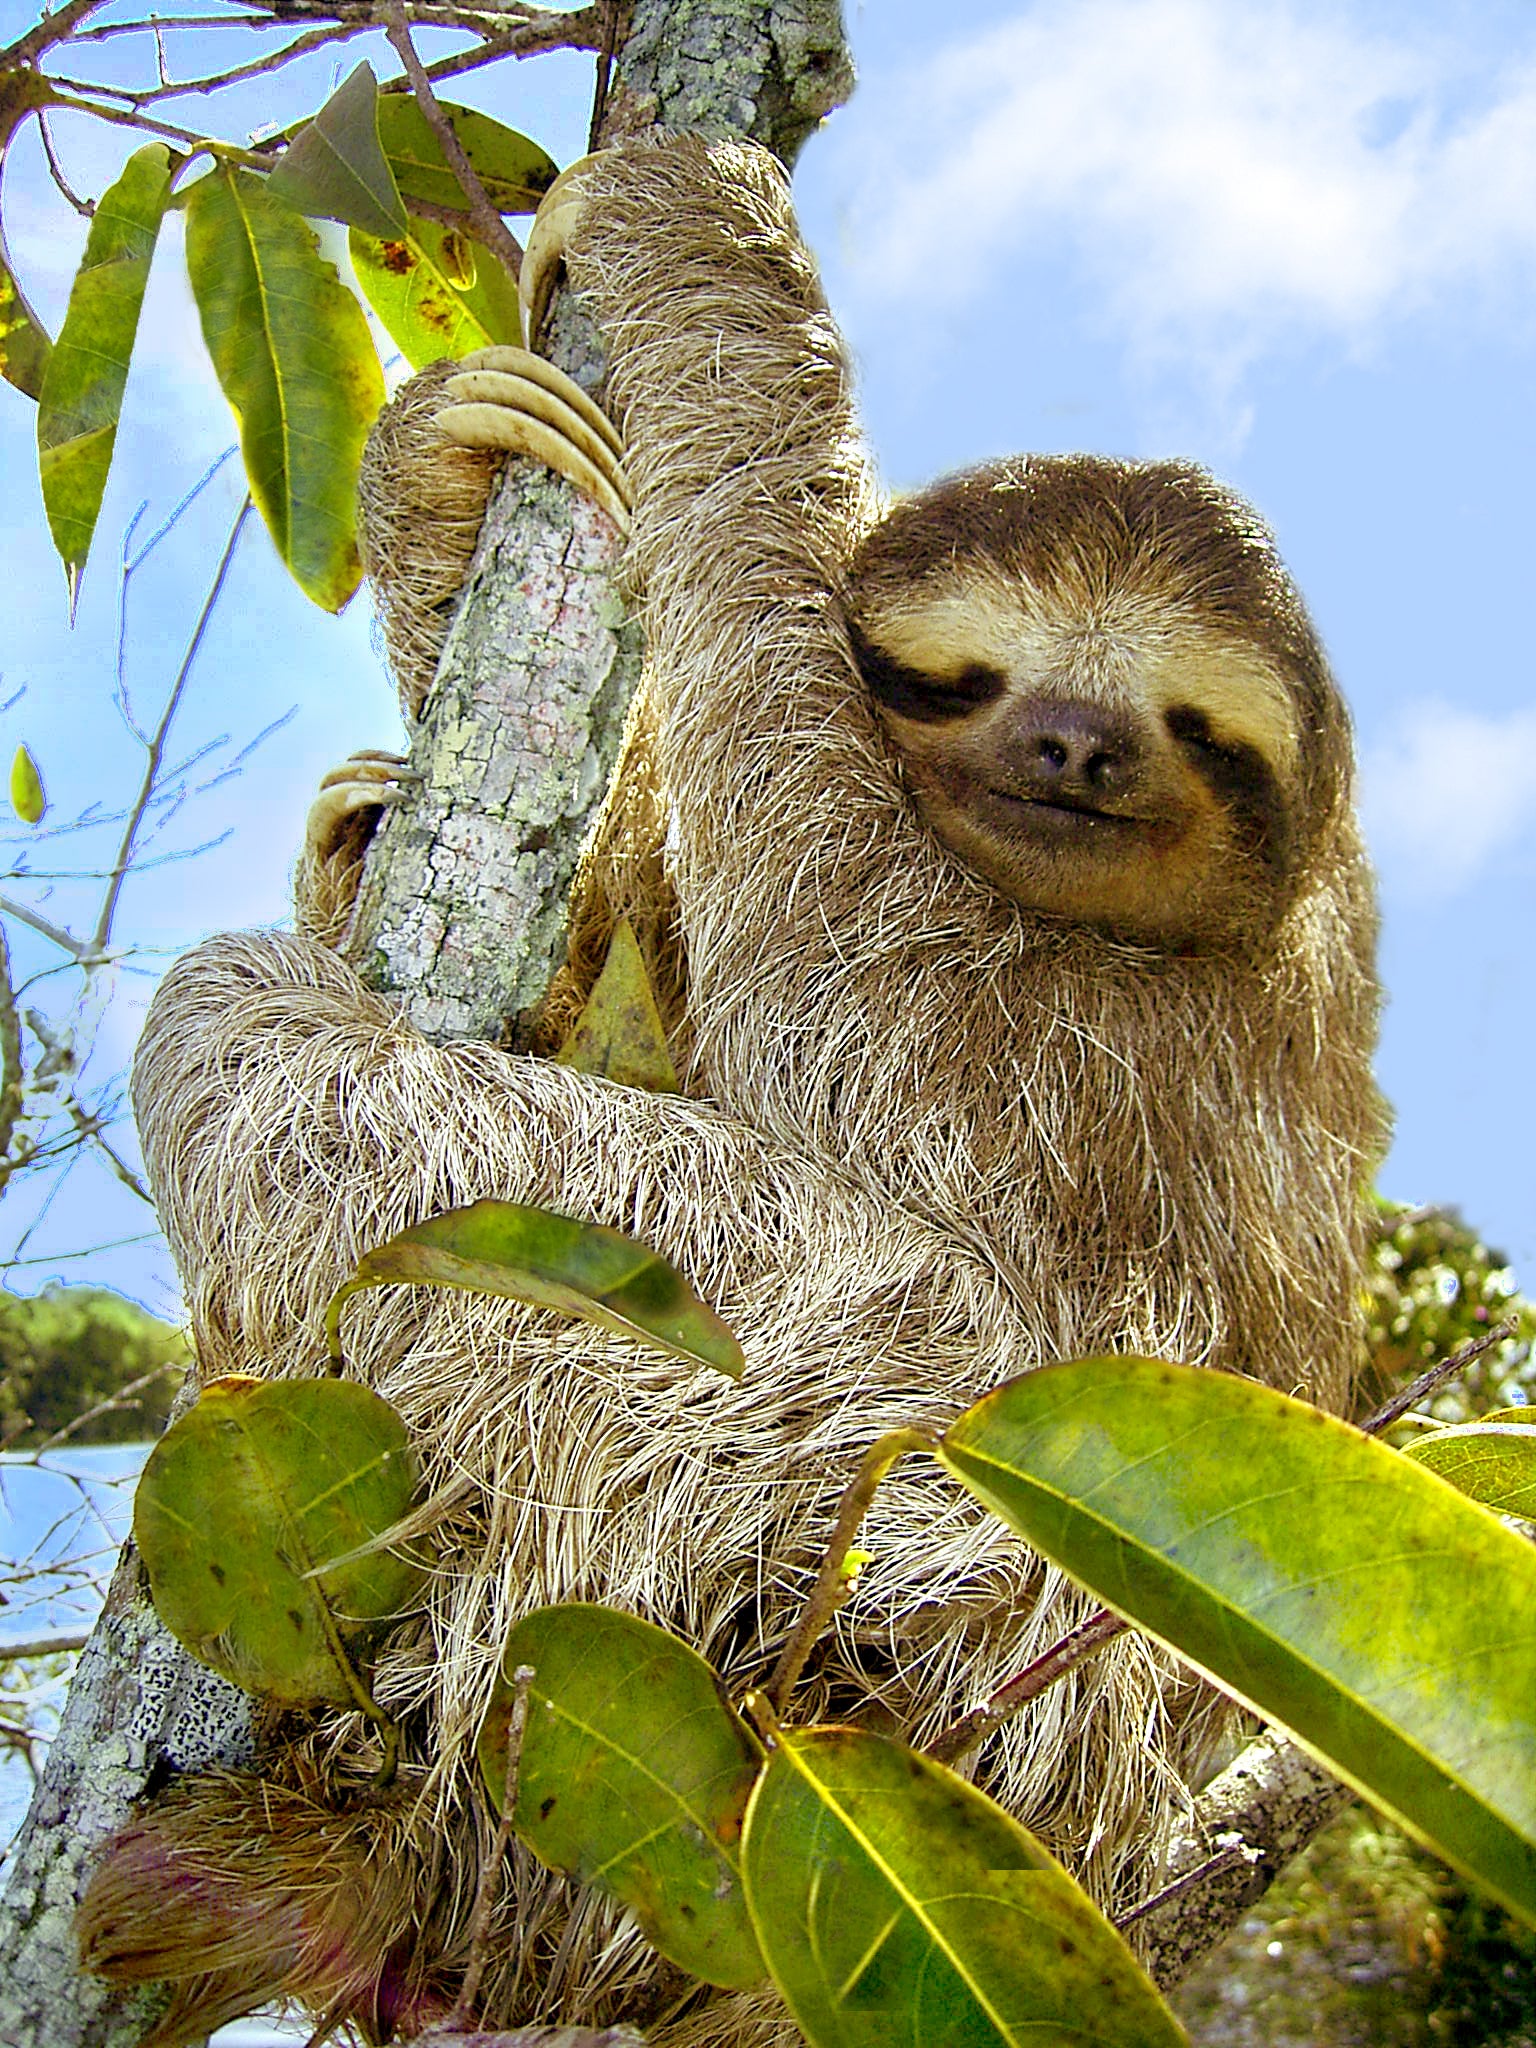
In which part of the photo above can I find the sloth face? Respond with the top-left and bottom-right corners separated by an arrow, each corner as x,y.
847,456 -> 1352,950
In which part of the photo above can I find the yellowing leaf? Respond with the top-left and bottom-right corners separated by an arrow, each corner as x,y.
133,1375 -> 424,1706
326,1197 -> 743,1379
350,214 -> 522,369
556,918 -> 678,1092
184,164 -> 384,611
37,144 -> 173,600
482,1605 -> 766,1988
9,744 -> 44,823
939,1358 -> 1536,1927
742,1727 -> 1186,2047
267,62 -> 408,239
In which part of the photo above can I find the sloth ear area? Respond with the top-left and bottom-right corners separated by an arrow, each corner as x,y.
434,345 -> 632,533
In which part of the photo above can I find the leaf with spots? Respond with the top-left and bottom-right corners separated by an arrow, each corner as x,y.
350,212 -> 522,369
133,1375 -> 424,1706
742,1726 -> 1185,2047
184,164 -> 383,610
480,1604 -> 766,1989
940,1357 -> 1536,1927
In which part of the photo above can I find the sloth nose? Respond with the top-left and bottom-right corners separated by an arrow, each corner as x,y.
1004,699 -> 1140,796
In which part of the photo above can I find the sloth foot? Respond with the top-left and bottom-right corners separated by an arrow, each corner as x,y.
434,344 -> 630,533
295,750 -> 415,947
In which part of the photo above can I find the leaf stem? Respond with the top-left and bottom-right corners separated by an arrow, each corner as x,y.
926,1607 -> 1129,1767
765,1426 -> 934,1715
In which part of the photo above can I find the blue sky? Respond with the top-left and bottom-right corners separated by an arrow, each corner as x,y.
0,0 -> 1532,1312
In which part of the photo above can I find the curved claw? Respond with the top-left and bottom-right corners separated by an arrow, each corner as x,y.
519,153 -> 602,347
304,752 -> 414,867
436,344 -> 631,533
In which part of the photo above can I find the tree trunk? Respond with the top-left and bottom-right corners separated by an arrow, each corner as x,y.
0,7 -> 852,2043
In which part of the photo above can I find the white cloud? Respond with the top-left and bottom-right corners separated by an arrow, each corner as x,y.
829,0 -> 1536,371
1361,702 -> 1536,900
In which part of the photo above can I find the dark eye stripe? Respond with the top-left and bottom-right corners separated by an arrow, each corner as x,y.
1165,706 -> 1291,873
849,621 -> 1006,724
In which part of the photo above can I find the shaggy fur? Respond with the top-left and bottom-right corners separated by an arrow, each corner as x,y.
89,138 -> 1385,2045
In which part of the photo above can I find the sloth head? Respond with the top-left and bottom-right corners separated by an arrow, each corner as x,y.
846,456 -> 1353,951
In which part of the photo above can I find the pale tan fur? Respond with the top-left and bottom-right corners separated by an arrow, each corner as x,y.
89,138 -> 1385,2045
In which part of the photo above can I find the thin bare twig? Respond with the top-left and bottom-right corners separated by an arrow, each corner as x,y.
93,495 -> 253,956
1360,1316 -> 1519,1435
35,112 -> 93,218
0,1633 -> 91,1663
63,1100 -> 151,1203
44,91 -> 275,169
383,5 -> 524,279
0,929 -> 25,1177
86,23 -> 363,105
0,894 -> 94,963
32,1363 -> 178,1451
927,1607 -> 1129,1767
0,0 -> 111,70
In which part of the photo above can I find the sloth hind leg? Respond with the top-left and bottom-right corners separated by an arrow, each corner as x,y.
436,345 -> 632,532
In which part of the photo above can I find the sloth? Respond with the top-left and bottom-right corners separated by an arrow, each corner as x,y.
81,136 -> 1386,2046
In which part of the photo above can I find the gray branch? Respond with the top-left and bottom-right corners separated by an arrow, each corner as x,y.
0,4 -> 853,2043
1139,1727 -> 1353,1989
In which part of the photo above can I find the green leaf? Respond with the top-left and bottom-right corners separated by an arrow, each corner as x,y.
36,144 -> 172,601
375,95 -> 558,217
267,62 -> 408,239
1402,1421 -> 1536,1519
0,214 -> 51,399
349,214 -> 522,369
326,1197 -> 743,1379
556,918 -> 678,1092
481,1605 -> 766,1989
183,164 -> 384,611
133,1374 -> 424,1705
742,1727 -> 1186,2047
939,1358 -> 1536,1927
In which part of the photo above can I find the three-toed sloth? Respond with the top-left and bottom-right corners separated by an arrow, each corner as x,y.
86,137 -> 1385,2046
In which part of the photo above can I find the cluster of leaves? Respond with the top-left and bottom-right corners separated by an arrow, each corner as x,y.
3,10 -> 560,613
131,1194 -> 1536,2044
0,1282 -> 186,1446
1365,1202 -> 1536,1423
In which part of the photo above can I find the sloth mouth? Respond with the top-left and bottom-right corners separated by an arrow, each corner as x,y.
985,789 -> 1149,833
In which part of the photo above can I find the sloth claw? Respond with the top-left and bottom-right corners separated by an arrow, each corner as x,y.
519,153 -> 601,346
436,345 -> 630,532
304,751 -> 414,868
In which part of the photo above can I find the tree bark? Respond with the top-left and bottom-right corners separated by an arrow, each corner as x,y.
348,0 -> 854,1034
0,6 -> 852,2044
